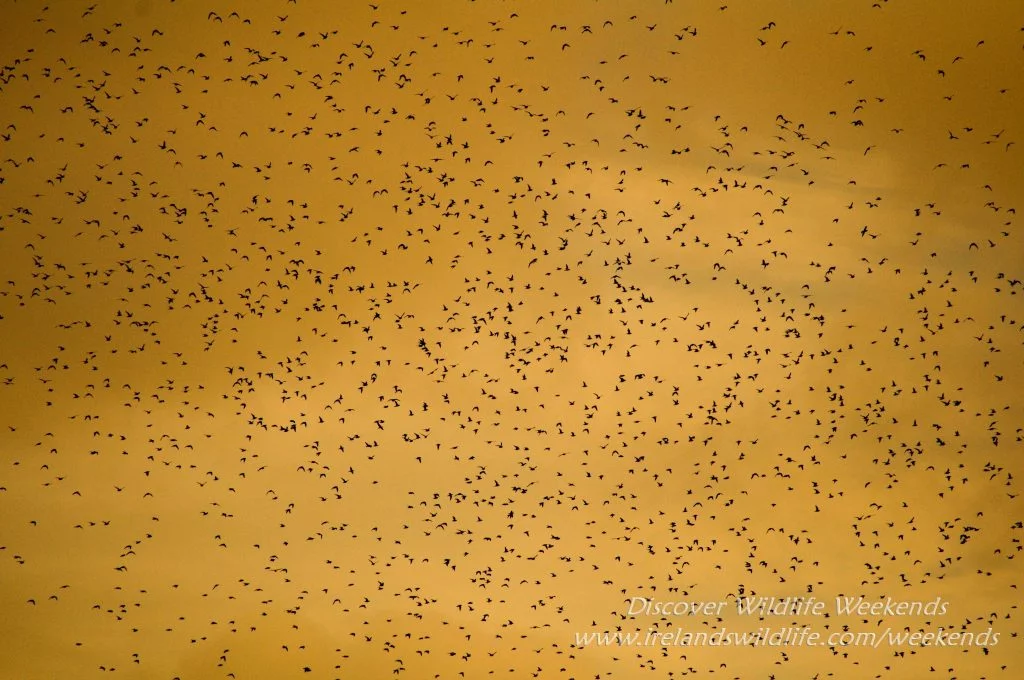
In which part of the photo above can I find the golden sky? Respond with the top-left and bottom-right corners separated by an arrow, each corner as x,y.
1,0 -> 1022,678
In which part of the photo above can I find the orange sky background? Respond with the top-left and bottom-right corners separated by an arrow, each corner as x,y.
1,1 -> 1022,678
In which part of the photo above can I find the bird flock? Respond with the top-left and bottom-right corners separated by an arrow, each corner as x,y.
1,1 -> 1022,678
